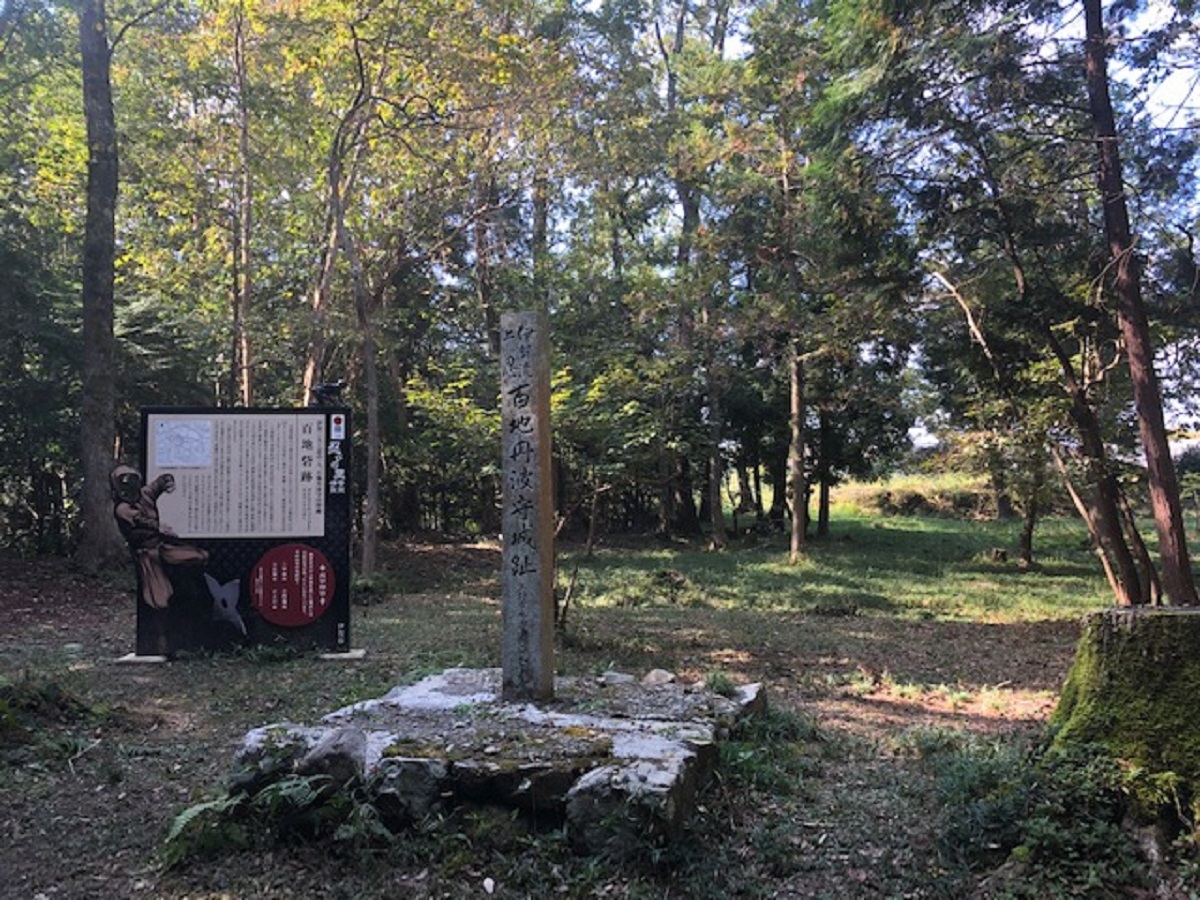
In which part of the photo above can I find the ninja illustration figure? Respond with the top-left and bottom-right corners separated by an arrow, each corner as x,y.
111,465 -> 210,608
112,465 -> 249,655
112,465 -> 212,654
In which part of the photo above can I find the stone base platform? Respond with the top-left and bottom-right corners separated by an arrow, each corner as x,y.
230,667 -> 765,855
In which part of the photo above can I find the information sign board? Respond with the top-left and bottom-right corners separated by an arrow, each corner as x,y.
127,407 -> 352,656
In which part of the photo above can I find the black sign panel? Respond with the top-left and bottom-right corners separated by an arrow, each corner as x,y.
120,407 -> 352,656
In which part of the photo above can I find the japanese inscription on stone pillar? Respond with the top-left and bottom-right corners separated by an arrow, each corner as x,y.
500,311 -> 555,701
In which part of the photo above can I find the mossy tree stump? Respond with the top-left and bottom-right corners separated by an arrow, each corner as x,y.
1052,608 -> 1200,819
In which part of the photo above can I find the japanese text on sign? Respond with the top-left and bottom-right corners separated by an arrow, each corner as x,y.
148,413 -> 327,538
501,320 -> 541,578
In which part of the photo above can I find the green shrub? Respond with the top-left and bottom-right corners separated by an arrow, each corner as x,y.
934,737 -> 1148,896
718,708 -> 823,794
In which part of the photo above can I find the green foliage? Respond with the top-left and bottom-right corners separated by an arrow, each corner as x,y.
704,669 -> 739,698
162,794 -> 248,869
932,737 -> 1147,896
0,675 -> 104,773
164,772 -> 396,869
719,707 -> 824,794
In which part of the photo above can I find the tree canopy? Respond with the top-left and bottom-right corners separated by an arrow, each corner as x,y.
2,0 -> 1198,601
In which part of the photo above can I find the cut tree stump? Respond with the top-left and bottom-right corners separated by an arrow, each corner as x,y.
1052,607 -> 1200,819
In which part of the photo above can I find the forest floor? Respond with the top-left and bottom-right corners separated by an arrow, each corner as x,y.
0,540 -> 1095,898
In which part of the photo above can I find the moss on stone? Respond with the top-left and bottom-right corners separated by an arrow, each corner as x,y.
1051,608 -> 1200,819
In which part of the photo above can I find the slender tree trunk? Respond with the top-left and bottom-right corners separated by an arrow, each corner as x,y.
1054,446 -> 1124,601
657,448 -> 673,537
346,245 -> 379,577
788,340 -> 807,563
301,205 -> 340,404
1071,397 -> 1145,606
301,35 -> 372,405
532,166 -> 550,308
992,463 -> 1015,520
1019,497 -> 1038,568
674,455 -> 701,535
1084,0 -> 1197,605
702,288 -> 727,549
475,170 -> 500,356
816,411 -> 831,539
766,452 -> 787,525
707,386 -> 727,549
1118,490 -> 1162,605
76,0 -> 123,571
232,5 -> 253,405
301,127 -> 366,405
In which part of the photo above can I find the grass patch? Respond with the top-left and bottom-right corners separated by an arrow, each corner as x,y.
929,736 -> 1152,896
719,707 -> 825,794
830,472 -> 992,518
564,515 -> 1110,623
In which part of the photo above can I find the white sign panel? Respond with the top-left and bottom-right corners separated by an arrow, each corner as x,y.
147,412 -> 326,538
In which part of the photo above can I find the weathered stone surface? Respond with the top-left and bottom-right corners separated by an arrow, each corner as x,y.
229,724 -> 325,794
451,759 -> 582,814
599,670 -> 637,686
369,756 -> 449,824
642,668 -> 676,686
564,752 -> 705,856
295,726 -> 367,788
499,311 -> 556,701
229,667 -> 766,857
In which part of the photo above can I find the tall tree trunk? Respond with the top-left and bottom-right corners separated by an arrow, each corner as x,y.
343,225 -> 379,577
531,166 -> 550,308
232,4 -> 253,406
766,450 -> 787,525
1066,392 -> 1145,606
674,455 -> 701,535
788,340 -> 807,563
301,205 -> 340,404
702,288 -> 727,549
707,386 -> 727,548
752,461 -> 765,521
475,170 -> 500,356
301,31 -> 373,405
1053,446 -> 1124,601
1083,0 -> 1197,605
76,0 -> 123,571
816,412 -> 831,539
1019,496 -> 1038,568
301,120 -> 367,405
657,449 -> 674,537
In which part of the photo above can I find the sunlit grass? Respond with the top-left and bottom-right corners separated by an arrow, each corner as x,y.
563,513 -> 1113,623
829,472 -> 990,517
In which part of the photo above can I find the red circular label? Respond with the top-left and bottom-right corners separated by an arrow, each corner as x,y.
250,544 -> 335,627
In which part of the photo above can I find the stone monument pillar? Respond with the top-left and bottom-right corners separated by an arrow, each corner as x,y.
500,311 -> 555,701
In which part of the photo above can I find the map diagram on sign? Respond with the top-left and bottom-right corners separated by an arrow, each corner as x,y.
155,420 -> 213,468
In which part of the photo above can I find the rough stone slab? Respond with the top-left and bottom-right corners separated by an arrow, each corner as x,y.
115,653 -> 169,664
319,649 -> 368,661
565,752 -> 707,855
295,726 -> 368,788
229,667 -> 766,856
370,756 -> 449,824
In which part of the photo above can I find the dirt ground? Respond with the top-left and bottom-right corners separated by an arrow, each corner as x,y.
0,546 -> 1083,899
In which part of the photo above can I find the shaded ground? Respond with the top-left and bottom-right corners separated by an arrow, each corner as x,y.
0,543 -> 1082,898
